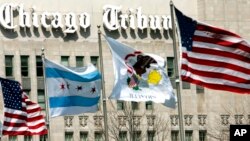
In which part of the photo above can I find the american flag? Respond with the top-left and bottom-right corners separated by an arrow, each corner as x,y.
175,7 -> 250,94
0,78 -> 48,135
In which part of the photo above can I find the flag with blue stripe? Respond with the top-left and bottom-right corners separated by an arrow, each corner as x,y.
44,58 -> 101,117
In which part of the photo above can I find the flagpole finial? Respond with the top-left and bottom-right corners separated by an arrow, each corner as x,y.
41,48 -> 45,56
97,25 -> 101,34
170,0 -> 174,6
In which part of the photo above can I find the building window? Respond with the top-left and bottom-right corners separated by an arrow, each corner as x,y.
9,136 -> 17,141
65,132 -> 73,141
117,100 -> 124,110
24,136 -> 32,141
146,101 -> 153,110
80,132 -> 88,141
132,102 -> 139,110
37,90 -> 46,111
61,56 -> 69,67
182,82 -> 190,89
196,85 -> 204,94
132,131 -> 141,141
5,55 -> 14,77
21,56 -> 29,77
171,131 -> 179,141
40,134 -> 47,141
167,57 -> 175,77
36,56 -> 43,77
76,56 -> 84,67
91,56 -> 99,69
147,131 -> 155,141
185,131 -> 193,141
23,89 -> 30,96
119,131 -> 127,141
94,132 -> 103,141
199,130 -> 206,141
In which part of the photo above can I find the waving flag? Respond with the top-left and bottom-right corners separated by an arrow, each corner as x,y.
105,36 -> 176,108
44,58 -> 101,117
175,7 -> 250,94
0,78 -> 47,135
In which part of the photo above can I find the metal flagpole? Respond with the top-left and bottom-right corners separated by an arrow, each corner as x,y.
41,48 -> 51,141
170,1 -> 185,141
97,25 -> 109,141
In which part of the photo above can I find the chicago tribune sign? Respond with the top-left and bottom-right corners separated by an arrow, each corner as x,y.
0,3 -> 172,33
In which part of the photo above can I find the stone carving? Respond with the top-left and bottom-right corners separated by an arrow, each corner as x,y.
198,115 -> 207,126
118,116 -> 127,127
170,115 -> 178,126
64,116 -> 74,127
221,115 -> 230,125
146,115 -> 155,126
234,115 -> 244,124
94,116 -> 103,127
79,116 -> 88,127
184,115 -> 193,126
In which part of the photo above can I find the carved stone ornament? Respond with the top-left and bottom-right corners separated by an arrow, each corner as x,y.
170,115 -> 178,126
118,116 -> 127,127
64,116 -> 74,127
221,115 -> 230,125
234,115 -> 244,125
94,116 -> 103,127
146,115 -> 155,126
133,116 -> 141,127
184,115 -> 193,126
198,115 -> 207,126
79,116 -> 88,127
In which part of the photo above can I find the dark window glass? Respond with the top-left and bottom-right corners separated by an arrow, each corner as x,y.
61,56 -> 69,67
117,100 -> 124,110
76,56 -> 84,67
146,101 -> 153,110
167,57 -> 175,77
36,56 -> 43,76
21,56 -> 29,77
5,55 -> 13,77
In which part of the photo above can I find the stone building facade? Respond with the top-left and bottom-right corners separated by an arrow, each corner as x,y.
0,0 -> 249,141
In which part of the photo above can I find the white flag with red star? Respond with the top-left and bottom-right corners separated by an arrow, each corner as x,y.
44,58 -> 101,117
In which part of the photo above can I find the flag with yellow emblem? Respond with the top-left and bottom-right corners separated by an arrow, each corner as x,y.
105,36 -> 176,108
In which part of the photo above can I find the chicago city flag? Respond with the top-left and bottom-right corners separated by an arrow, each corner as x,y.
105,36 -> 176,108
175,7 -> 250,94
44,58 -> 101,117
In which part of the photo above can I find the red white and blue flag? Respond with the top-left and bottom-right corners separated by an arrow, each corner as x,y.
0,78 -> 47,135
175,7 -> 250,94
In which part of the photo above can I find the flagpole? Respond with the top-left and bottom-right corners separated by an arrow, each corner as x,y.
170,1 -> 185,141
97,25 -> 109,141
41,48 -> 51,141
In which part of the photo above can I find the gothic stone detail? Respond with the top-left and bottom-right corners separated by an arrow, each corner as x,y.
221,115 -> 230,125
234,115 -> 244,125
198,115 -> 207,126
170,115 -> 178,126
94,116 -> 103,127
79,116 -> 88,127
64,116 -> 74,127
184,115 -> 193,126
133,116 -> 141,127
118,116 -> 127,127
146,115 -> 155,126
